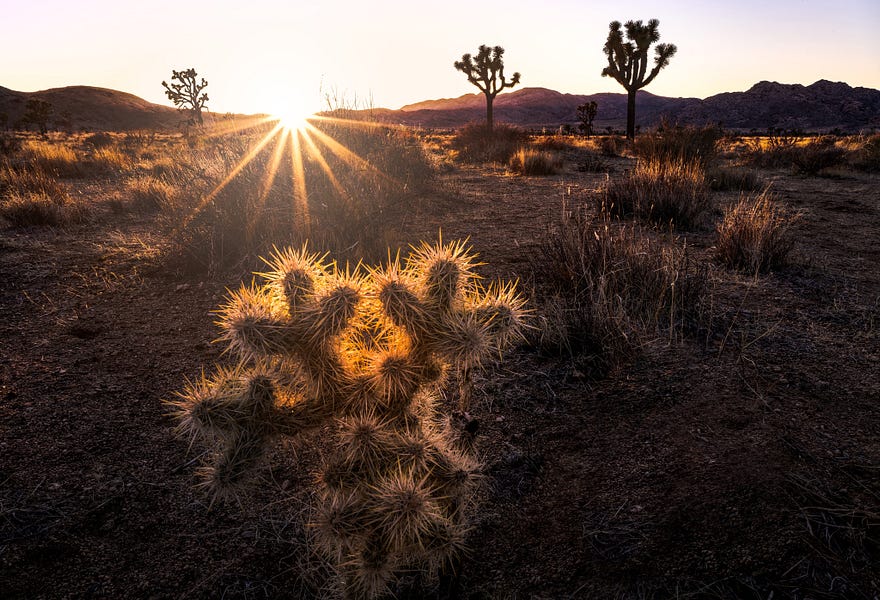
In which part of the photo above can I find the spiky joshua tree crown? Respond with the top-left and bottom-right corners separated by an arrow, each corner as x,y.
171,239 -> 527,598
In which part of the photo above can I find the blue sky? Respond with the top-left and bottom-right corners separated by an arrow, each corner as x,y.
2,0 -> 878,115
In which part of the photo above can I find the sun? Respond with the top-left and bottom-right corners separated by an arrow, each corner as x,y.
268,95 -> 316,131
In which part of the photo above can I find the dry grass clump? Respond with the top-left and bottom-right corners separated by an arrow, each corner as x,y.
127,176 -> 177,212
715,189 -> 799,273
508,148 -> 562,176
0,191 -> 67,227
600,158 -> 710,229
705,166 -> 763,191
533,207 -> 706,375
451,123 -> 528,163
0,161 -> 69,202
169,119 -> 434,273
577,152 -> 610,173
634,122 -> 723,167
20,140 -> 86,178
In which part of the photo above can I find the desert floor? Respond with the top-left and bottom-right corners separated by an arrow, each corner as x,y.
2,139 -> 879,598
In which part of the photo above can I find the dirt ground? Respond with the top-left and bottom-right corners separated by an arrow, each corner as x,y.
1,144 -> 879,599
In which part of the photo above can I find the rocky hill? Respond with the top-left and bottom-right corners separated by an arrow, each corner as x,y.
380,80 -> 880,132
0,86 -> 183,131
2,80 -> 878,132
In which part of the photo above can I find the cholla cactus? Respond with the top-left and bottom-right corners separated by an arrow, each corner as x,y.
170,239 -> 527,598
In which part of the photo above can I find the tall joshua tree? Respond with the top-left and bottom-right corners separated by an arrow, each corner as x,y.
601,19 -> 676,139
454,45 -> 520,133
162,68 -> 209,125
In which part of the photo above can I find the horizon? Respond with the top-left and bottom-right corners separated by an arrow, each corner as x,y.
3,0 -> 879,116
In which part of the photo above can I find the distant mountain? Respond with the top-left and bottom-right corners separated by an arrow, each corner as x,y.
2,80 -> 878,133
0,86 -> 183,131
376,80 -> 880,132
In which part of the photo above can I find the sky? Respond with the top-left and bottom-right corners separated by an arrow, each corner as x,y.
2,0 -> 879,117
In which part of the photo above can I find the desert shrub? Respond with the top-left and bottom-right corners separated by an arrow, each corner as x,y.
600,157 -> 710,229
0,191 -> 65,226
706,166 -> 763,191
744,130 -> 800,169
789,137 -> 846,175
634,122 -> 723,167
84,132 -> 114,149
532,134 -> 576,152
87,146 -> 132,174
532,208 -> 706,375
168,119 -> 434,273
577,151 -> 610,173
0,132 -> 22,156
20,140 -> 86,178
509,148 -> 562,175
170,240 -> 527,598
715,189 -> 799,273
850,133 -> 880,172
0,190 -> 88,227
0,162 -> 69,202
127,176 -> 177,212
451,122 -> 528,163
598,135 -> 626,157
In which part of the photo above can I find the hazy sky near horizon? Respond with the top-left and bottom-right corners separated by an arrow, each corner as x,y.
2,0 -> 879,116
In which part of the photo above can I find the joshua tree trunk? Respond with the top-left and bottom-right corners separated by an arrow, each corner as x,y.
486,94 -> 494,133
626,88 -> 636,139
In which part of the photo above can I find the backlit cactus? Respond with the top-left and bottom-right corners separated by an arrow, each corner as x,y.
170,239 -> 527,598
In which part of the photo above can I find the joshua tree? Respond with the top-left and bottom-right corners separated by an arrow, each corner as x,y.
601,19 -> 677,139
22,99 -> 53,134
162,68 -> 209,125
171,239 -> 527,599
576,101 -> 598,136
454,45 -> 521,133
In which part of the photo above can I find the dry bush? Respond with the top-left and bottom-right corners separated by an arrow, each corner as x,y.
744,130 -> 803,169
168,119 -> 434,273
89,146 -> 132,174
577,151 -> 610,173
20,140 -> 86,178
600,158 -> 710,229
0,190 -> 89,228
0,161 -> 69,202
532,134 -> 577,152
634,122 -> 723,167
508,148 -> 562,175
127,176 -> 177,212
715,189 -> 799,273
0,132 -> 22,157
706,166 -> 763,191
598,135 -> 626,157
84,132 -> 115,149
451,122 -> 528,163
850,133 -> 880,172
790,137 -> 846,175
532,207 -> 706,375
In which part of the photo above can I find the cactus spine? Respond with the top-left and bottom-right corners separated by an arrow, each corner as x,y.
171,239 -> 527,598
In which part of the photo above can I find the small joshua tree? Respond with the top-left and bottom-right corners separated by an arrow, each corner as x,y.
22,99 -> 53,134
171,239 -> 527,599
162,68 -> 209,125
576,101 -> 598,136
454,45 -> 521,133
601,19 -> 677,139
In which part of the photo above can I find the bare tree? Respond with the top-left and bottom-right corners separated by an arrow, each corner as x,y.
162,68 -> 209,125
601,20 -> 676,139
454,45 -> 520,133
